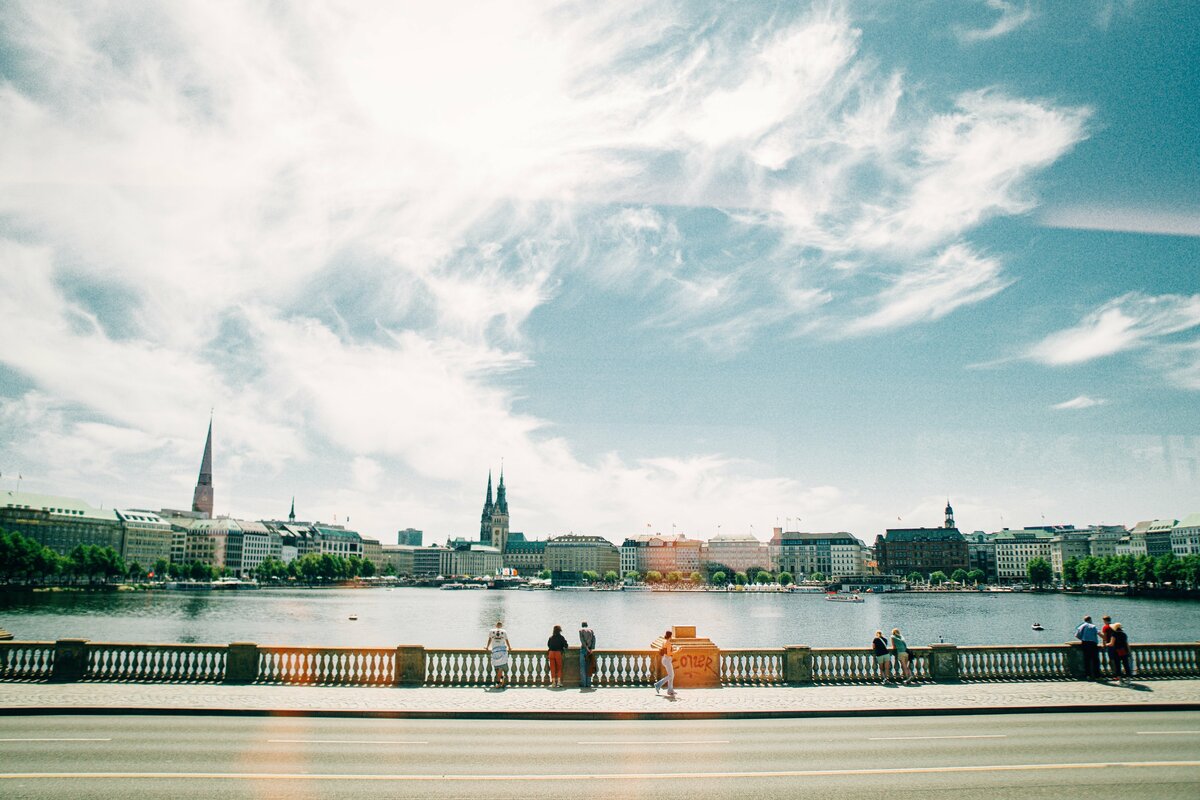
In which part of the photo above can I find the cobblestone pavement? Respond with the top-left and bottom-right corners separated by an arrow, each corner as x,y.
2,679 -> 1198,717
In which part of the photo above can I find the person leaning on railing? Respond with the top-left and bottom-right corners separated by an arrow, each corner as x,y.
547,625 -> 568,688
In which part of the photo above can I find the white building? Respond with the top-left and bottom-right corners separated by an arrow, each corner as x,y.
991,530 -> 1055,583
701,534 -> 771,575
770,529 -> 867,578
1171,514 -> 1200,556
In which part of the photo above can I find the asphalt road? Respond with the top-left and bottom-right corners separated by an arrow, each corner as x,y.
0,711 -> 1197,799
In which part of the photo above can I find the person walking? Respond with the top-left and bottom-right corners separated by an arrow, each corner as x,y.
653,630 -> 676,697
485,621 -> 511,688
547,624 -> 569,688
1074,615 -> 1101,681
1110,622 -> 1132,686
872,630 -> 893,684
891,628 -> 912,684
1100,615 -> 1116,680
578,621 -> 597,688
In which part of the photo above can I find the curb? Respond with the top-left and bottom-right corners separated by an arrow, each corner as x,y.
3,703 -> 1199,721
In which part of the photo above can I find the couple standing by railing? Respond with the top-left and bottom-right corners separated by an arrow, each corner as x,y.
484,620 -> 598,689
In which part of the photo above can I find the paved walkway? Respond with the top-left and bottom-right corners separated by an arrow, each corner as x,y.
2,679 -> 1199,718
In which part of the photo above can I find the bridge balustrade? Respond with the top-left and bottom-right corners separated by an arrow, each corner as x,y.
0,639 -> 1196,686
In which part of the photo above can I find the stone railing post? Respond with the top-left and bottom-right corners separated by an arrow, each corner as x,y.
784,645 -> 812,685
929,643 -> 959,682
395,645 -> 426,686
1064,641 -> 1085,679
225,642 -> 260,684
51,639 -> 90,682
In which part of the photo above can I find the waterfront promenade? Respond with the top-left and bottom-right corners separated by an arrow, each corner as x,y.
3,677 -> 1199,719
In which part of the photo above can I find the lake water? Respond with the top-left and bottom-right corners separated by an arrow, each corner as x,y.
3,588 -> 1199,650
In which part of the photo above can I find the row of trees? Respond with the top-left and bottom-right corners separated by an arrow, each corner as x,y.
1062,553 -> 1200,589
1,528 -> 385,586
254,553 -> 383,583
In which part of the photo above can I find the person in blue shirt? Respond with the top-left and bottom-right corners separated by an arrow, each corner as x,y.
1074,615 -> 1101,680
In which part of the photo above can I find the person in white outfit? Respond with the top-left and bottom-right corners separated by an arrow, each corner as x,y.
653,630 -> 676,697
485,621 -> 511,688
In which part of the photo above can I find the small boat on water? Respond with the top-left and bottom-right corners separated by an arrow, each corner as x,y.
441,582 -> 466,590
825,593 -> 865,603
1031,622 -> 1044,631
348,614 -> 358,621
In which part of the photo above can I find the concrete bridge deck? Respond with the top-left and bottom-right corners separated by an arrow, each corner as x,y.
2,678 -> 1199,719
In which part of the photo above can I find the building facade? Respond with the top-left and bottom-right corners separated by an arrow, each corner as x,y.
620,534 -> 702,577
991,529 -> 1055,582
770,529 -> 866,578
502,532 -> 546,575
1172,514 -> 1200,556
1,490 -> 124,555
116,509 -> 173,568
702,534 -> 771,575
875,527 -> 969,578
396,528 -> 423,546
544,534 -> 620,576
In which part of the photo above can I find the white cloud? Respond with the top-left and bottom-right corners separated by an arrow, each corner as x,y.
1052,395 -> 1107,410
846,244 -> 1009,333
957,1 -> 1035,43
1027,293 -> 1200,366
1040,205 -> 1200,238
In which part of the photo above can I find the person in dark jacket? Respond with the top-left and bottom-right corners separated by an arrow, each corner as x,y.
1110,622 -> 1132,686
872,630 -> 892,684
547,625 -> 569,688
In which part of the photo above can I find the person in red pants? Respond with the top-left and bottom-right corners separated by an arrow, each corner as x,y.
547,625 -> 569,688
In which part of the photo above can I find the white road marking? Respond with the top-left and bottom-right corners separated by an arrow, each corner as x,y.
576,740 -> 730,745
1136,731 -> 1200,735
0,738 -> 112,743
267,739 -> 428,745
869,734 -> 1007,741
2,761 -> 1197,781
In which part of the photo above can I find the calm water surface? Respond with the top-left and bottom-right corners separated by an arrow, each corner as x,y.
4,588 -> 1199,649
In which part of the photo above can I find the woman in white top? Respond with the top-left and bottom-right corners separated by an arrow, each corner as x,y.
485,621 -> 511,688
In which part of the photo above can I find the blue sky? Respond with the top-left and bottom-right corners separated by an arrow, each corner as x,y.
0,1 -> 1197,544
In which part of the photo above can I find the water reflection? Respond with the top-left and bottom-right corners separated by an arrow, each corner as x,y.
1,587 -> 1198,649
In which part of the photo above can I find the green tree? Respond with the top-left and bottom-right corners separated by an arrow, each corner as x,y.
582,570 -> 599,583
538,569 -> 552,580
604,570 -> 619,583
906,571 -> 923,584
951,568 -> 969,585
755,570 -> 774,584
1133,554 -> 1155,586
1181,554 -> 1200,589
126,561 -> 145,581
929,570 -> 948,586
734,571 -> 748,585
152,558 -> 170,581
778,571 -> 793,586
624,570 -> 640,582
1026,557 -> 1053,588
967,568 -> 985,585
689,571 -> 703,584
188,560 -> 212,581
1155,553 -> 1182,587
709,571 -> 727,585
809,571 -> 826,583
1061,557 -> 1080,586
645,570 -> 663,584
665,571 -> 682,584
1078,556 -> 1101,584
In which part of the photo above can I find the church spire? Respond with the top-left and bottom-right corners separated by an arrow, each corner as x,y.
288,496 -> 295,523
191,416 -> 214,519
496,466 -> 508,514
944,499 -> 955,529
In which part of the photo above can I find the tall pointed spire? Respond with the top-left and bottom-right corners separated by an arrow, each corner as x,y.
288,496 -> 295,523
479,470 -> 495,542
191,416 -> 214,518
496,465 -> 508,514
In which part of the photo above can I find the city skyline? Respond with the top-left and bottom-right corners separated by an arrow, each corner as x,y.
1,2 -> 1198,544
